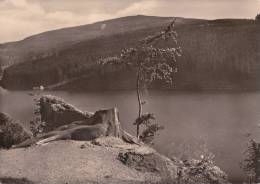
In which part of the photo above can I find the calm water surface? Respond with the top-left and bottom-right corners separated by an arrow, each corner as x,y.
1,89 -> 260,182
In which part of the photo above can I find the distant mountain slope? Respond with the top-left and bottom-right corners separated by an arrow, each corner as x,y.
0,15 -> 203,66
1,16 -> 259,91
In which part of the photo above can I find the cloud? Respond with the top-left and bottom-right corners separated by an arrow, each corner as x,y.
116,0 -> 158,16
0,0 -> 92,42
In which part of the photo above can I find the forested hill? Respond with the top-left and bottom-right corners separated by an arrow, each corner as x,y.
0,15 -> 200,66
1,16 -> 260,91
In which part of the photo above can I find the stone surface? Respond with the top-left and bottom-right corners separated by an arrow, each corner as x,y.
40,95 -> 93,131
1,137 -> 230,184
37,95 -> 138,145
0,139 -> 164,184
13,108 -> 125,148
118,148 -> 177,181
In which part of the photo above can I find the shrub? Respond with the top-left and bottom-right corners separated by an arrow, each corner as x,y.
137,113 -> 164,144
29,120 -> 46,137
166,137 -> 215,161
0,112 -> 31,149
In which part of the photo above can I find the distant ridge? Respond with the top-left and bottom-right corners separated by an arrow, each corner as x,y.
1,15 -> 259,91
0,15 -> 203,66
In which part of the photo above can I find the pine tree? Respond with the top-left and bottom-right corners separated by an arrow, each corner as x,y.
99,20 -> 181,140
241,139 -> 260,183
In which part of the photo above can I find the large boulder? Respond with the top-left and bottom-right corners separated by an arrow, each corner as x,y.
14,106 -> 139,148
0,112 -> 31,148
13,108 -> 124,148
118,147 -> 177,181
118,149 -> 230,184
36,95 -> 138,145
39,95 -> 93,131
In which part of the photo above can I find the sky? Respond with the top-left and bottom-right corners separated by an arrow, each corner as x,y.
0,0 -> 259,43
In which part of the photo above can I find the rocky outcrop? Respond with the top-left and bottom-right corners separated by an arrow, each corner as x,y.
0,112 -> 31,148
118,149 -> 230,184
0,138 -> 172,184
1,95 -> 231,184
37,95 -> 139,145
13,108 -> 124,148
118,147 -> 177,181
0,137 -> 230,184
39,95 -> 93,131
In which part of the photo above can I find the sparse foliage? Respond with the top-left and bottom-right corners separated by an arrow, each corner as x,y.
167,137 -> 215,162
99,20 -> 181,139
29,120 -> 46,137
175,157 -> 228,184
135,113 -> 164,144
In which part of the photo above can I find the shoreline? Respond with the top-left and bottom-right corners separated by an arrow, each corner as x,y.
1,85 -> 260,94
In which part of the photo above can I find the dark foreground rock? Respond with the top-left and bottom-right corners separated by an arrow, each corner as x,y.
0,112 -> 31,148
0,177 -> 34,184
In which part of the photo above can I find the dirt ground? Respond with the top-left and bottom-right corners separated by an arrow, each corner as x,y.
0,139 -> 160,184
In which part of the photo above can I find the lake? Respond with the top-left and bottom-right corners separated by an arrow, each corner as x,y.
1,89 -> 260,183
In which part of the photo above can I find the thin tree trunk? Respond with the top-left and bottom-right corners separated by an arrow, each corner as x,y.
136,66 -> 142,138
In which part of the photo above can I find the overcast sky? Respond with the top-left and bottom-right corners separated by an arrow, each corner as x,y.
0,0 -> 259,43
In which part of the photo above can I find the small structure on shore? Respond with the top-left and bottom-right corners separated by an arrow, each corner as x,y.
32,85 -> 44,91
